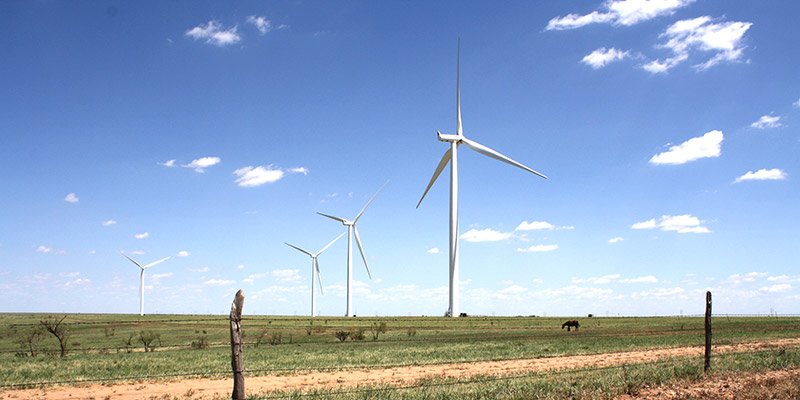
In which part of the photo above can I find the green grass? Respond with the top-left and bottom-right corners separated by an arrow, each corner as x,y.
0,314 -> 798,389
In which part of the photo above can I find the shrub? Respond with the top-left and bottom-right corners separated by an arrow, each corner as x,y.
191,335 -> 210,349
138,330 -> 161,352
407,328 -> 417,337
335,331 -> 350,342
370,322 -> 387,341
269,331 -> 283,345
350,328 -> 365,341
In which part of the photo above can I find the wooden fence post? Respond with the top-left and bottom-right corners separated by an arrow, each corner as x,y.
704,291 -> 712,373
230,289 -> 245,400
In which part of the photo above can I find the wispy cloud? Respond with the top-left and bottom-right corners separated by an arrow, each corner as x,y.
176,251 -> 190,257
102,220 -> 117,226
427,247 -> 440,254
159,159 -> 176,167
750,114 -> 783,129
135,232 -> 149,239
203,279 -> 236,286
233,165 -> 284,187
794,98 -> 800,108
288,167 -> 309,175
649,130 -> 722,165
582,47 -> 630,69
572,274 -> 620,284
517,244 -> 559,253
151,272 -> 173,279
64,193 -> 79,203
272,269 -> 301,283
187,267 -> 209,273
632,214 -> 710,233
546,0 -> 695,30
643,16 -> 752,73
36,245 -> 52,253
460,228 -> 512,243
246,15 -> 272,35
184,157 -> 221,173
608,237 -> 624,244
734,168 -> 787,183
759,284 -> 791,293
185,21 -> 241,47
619,276 -> 659,283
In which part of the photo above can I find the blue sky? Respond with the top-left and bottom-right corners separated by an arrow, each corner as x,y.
1,0 -> 798,317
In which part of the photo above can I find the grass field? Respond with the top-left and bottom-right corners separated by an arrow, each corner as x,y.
1,313 -> 799,398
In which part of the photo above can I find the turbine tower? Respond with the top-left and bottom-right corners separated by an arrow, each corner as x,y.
285,232 -> 346,317
416,40 -> 547,317
317,182 -> 387,317
120,252 -> 170,316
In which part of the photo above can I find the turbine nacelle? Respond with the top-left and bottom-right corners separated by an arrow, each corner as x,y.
437,130 -> 463,143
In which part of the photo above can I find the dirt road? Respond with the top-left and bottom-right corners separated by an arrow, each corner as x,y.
3,338 -> 798,400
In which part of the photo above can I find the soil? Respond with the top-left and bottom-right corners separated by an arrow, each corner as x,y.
1,338 -> 798,400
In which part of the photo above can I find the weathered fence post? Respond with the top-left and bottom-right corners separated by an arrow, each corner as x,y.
230,289 -> 245,400
704,290 -> 712,373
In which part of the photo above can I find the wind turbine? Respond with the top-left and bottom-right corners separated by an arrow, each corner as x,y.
285,232 -> 346,317
317,182 -> 387,317
120,252 -> 170,316
416,40 -> 547,317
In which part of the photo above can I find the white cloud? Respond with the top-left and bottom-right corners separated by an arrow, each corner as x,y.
272,269 -> 301,283
128,250 -> 145,255
237,265 -> 246,270
572,274 -> 620,285
608,237 -> 624,243
794,98 -> 800,108
546,0 -> 694,30
645,16 -> 752,73
187,267 -> 209,273
517,244 -> 559,253
36,245 -> 52,253
427,247 -> 440,254
649,130 -> 722,165
460,228 -> 512,242
64,193 -> 79,203
177,251 -> 190,257
582,47 -> 630,69
184,157 -> 221,173
203,279 -> 236,286
135,232 -> 149,239
185,21 -> 241,47
151,273 -> 174,279
246,15 -> 272,35
734,168 -> 787,183
619,275 -> 659,283
233,165 -> 284,187
159,159 -> 176,167
632,287 -> 685,298
61,272 -> 80,278
632,214 -> 710,233
760,284 -> 791,293
750,115 -> 783,129
63,278 -> 90,287
500,285 -> 528,295
101,220 -> 117,226
288,167 -> 309,175
515,221 -> 554,231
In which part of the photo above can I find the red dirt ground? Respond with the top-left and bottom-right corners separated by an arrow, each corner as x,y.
2,338 -> 798,400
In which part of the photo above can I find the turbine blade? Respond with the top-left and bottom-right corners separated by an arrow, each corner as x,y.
457,37 -> 462,136
120,251 -> 143,269
353,226 -> 372,280
315,259 -> 324,294
416,148 -> 452,208
317,212 -> 347,224
316,231 -> 346,256
461,137 -> 547,179
285,242 -> 314,257
143,256 -> 170,269
354,181 -> 388,223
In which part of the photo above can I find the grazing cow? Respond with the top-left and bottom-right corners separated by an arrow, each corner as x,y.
562,320 -> 580,331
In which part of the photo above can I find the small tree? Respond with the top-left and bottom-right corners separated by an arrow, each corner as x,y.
40,315 -> 71,358
350,327 -> 365,341
334,330 -> 350,342
370,322 -> 387,341
15,326 -> 45,357
138,330 -> 161,352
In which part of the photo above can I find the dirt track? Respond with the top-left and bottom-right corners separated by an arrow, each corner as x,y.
2,338 -> 799,400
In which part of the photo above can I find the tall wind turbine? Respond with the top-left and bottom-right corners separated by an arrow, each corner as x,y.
285,232 -> 346,317
317,182 -> 387,317
416,40 -> 547,317
121,252 -> 170,316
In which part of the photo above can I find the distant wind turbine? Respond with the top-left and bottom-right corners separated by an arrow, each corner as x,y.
120,252 -> 170,316
416,40 -> 547,317
285,232 -> 346,317
318,181 -> 387,317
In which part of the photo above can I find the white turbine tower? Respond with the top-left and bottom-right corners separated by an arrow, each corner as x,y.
416,40 -> 547,317
317,182 -> 387,317
121,252 -> 170,316
285,232 -> 346,317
